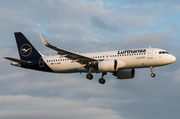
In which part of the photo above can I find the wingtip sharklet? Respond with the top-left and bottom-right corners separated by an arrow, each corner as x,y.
39,34 -> 49,46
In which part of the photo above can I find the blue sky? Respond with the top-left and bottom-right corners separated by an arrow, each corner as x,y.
0,0 -> 180,119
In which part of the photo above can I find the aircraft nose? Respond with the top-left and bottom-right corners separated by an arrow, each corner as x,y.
169,55 -> 176,63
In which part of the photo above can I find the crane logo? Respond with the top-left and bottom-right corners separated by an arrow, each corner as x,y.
20,44 -> 32,57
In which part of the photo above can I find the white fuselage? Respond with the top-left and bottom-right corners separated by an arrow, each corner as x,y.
6,32 -> 176,84
42,48 -> 176,73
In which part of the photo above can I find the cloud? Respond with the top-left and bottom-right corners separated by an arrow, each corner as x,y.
0,95 -> 124,119
120,1 -> 180,24
0,0 -> 180,119
119,30 -> 173,47
165,68 -> 180,83
122,0 -> 180,5
91,15 -> 125,33
0,72 -> 25,81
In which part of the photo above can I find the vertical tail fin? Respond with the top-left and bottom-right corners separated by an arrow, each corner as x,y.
14,32 -> 42,60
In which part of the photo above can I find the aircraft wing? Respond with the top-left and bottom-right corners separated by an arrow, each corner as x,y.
4,57 -> 32,64
39,34 -> 98,66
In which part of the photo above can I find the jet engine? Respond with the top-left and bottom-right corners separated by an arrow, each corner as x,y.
98,60 -> 118,72
113,69 -> 135,79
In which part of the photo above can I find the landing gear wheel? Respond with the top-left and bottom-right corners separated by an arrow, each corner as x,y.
151,73 -> 155,77
99,78 -> 106,84
86,73 -> 93,80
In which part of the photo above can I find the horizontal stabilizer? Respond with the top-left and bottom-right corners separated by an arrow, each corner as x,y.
4,57 -> 32,64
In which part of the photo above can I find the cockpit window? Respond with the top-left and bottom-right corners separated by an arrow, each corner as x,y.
159,51 -> 169,54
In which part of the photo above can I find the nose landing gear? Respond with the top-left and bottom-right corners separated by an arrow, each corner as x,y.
150,66 -> 156,77
151,73 -> 155,77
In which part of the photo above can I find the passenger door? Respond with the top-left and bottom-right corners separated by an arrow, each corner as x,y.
147,49 -> 153,59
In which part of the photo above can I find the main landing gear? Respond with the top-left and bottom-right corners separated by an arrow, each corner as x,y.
86,66 -> 94,80
86,72 -> 107,84
98,72 -> 107,84
86,73 -> 93,80
150,66 -> 155,77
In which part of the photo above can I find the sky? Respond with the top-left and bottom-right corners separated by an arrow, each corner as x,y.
0,0 -> 180,119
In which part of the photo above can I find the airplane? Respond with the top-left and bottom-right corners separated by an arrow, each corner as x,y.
4,32 -> 176,84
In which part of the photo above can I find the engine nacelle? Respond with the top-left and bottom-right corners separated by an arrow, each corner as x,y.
98,60 -> 118,72
115,69 -> 135,79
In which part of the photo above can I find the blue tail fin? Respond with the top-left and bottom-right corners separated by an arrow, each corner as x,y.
14,32 -> 42,60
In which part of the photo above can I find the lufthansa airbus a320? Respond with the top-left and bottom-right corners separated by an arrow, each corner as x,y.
4,32 -> 176,84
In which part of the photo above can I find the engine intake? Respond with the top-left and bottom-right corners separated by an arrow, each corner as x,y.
98,60 -> 118,72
